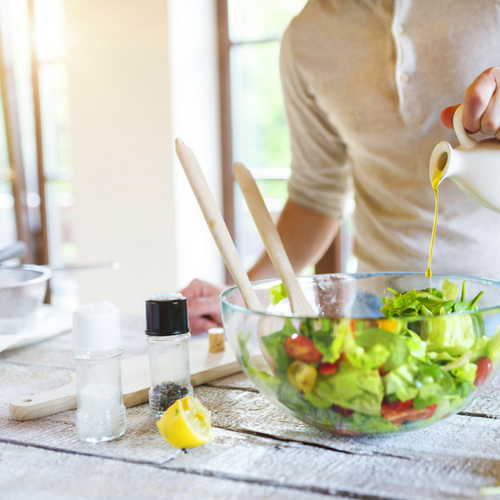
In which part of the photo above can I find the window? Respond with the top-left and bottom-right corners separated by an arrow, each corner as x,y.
0,0 -> 75,306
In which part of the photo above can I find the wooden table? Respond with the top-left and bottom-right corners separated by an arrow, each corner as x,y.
2,318 -> 500,500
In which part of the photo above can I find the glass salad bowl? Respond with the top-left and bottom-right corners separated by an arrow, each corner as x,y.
220,273 -> 500,436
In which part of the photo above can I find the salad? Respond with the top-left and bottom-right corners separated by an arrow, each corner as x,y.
238,279 -> 500,435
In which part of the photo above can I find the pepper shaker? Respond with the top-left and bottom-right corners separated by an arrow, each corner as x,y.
73,302 -> 126,443
145,293 -> 193,418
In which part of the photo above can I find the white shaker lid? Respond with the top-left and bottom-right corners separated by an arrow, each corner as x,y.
73,302 -> 121,351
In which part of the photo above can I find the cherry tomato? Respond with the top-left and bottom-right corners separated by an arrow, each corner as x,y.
319,362 -> 338,376
381,400 -> 413,420
474,357 -> 493,387
394,403 -> 437,425
332,404 -> 354,417
284,334 -> 322,363
286,361 -> 317,393
381,400 -> 437,425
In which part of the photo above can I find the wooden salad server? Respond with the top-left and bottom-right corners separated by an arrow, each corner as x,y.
234,161 -> 316,317
175,138 -> 262,312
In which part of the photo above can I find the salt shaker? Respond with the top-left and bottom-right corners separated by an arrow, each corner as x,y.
73,302 -> 126,442
145,293 -> 193,418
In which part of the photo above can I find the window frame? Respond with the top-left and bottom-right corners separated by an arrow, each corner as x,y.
0,0 -> 50,267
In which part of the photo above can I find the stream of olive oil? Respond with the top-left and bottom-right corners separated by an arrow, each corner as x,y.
425,168 -> 444,278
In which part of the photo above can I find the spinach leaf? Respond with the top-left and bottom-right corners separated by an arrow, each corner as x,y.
380,280 -> 483,318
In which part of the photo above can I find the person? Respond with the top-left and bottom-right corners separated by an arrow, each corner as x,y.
182,0 -> 500,335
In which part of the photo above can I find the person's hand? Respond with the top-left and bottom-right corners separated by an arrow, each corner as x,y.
441,67 -> 500,139
180,279 -> 225,335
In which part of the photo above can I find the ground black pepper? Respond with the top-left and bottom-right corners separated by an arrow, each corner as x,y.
149,382 -> 192,413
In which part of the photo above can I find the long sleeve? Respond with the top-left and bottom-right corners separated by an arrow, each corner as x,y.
280,24 -> 352,221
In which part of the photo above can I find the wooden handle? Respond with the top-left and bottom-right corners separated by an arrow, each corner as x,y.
175,139 -> 262,312
234,162 -> 315,317
9,375 -> 77,421
8,355 -> 151,421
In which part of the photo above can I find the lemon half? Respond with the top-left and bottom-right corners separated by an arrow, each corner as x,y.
157,395 -> 214,448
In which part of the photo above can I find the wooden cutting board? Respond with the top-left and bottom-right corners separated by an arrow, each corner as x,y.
9,337 -> 240,421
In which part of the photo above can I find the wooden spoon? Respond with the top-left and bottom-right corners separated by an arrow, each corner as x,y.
234,161 -> 316,317
175,138 -> 262,312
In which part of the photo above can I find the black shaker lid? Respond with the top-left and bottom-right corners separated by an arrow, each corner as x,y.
145,293 -> 189,336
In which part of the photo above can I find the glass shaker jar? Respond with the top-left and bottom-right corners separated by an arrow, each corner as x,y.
145,293 -> 193,418
73,302 -> 126,442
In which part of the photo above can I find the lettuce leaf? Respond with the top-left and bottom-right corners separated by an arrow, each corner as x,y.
456,380 -> 475,398
270,283 -> 287,305
238,331 -> 251,367
383,361 -> 419,402
470,336 -> 490,362
488,326 -> 500,363
441,278 -> 459,301
277,380 -> 342,427
428,351 -> 457,363
354,328 -> 409,371
260,318 -> 296,375
404,330 -> 427,359
414,383 -> 444,409
412,360 -> 457,409
307,363 -> 384,415
424,315 -> 475,356
346,343 -> 390,371
451,363 -> 477,384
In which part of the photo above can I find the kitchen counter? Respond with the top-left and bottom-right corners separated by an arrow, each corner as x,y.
2,319 -> 500,500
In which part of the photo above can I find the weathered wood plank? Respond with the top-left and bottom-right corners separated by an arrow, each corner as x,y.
0,441 -> 341,500
462,376 -> 500,418
2,393 -> 499,500
0,405 -> 181,465
205,372 -> 258,392
166,427 -> 497,500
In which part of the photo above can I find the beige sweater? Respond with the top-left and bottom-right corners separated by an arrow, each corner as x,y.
282,0 -> 500,278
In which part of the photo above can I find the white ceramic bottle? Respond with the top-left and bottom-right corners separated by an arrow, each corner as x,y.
429,104 -> 500,213
73,302 -> 126,443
